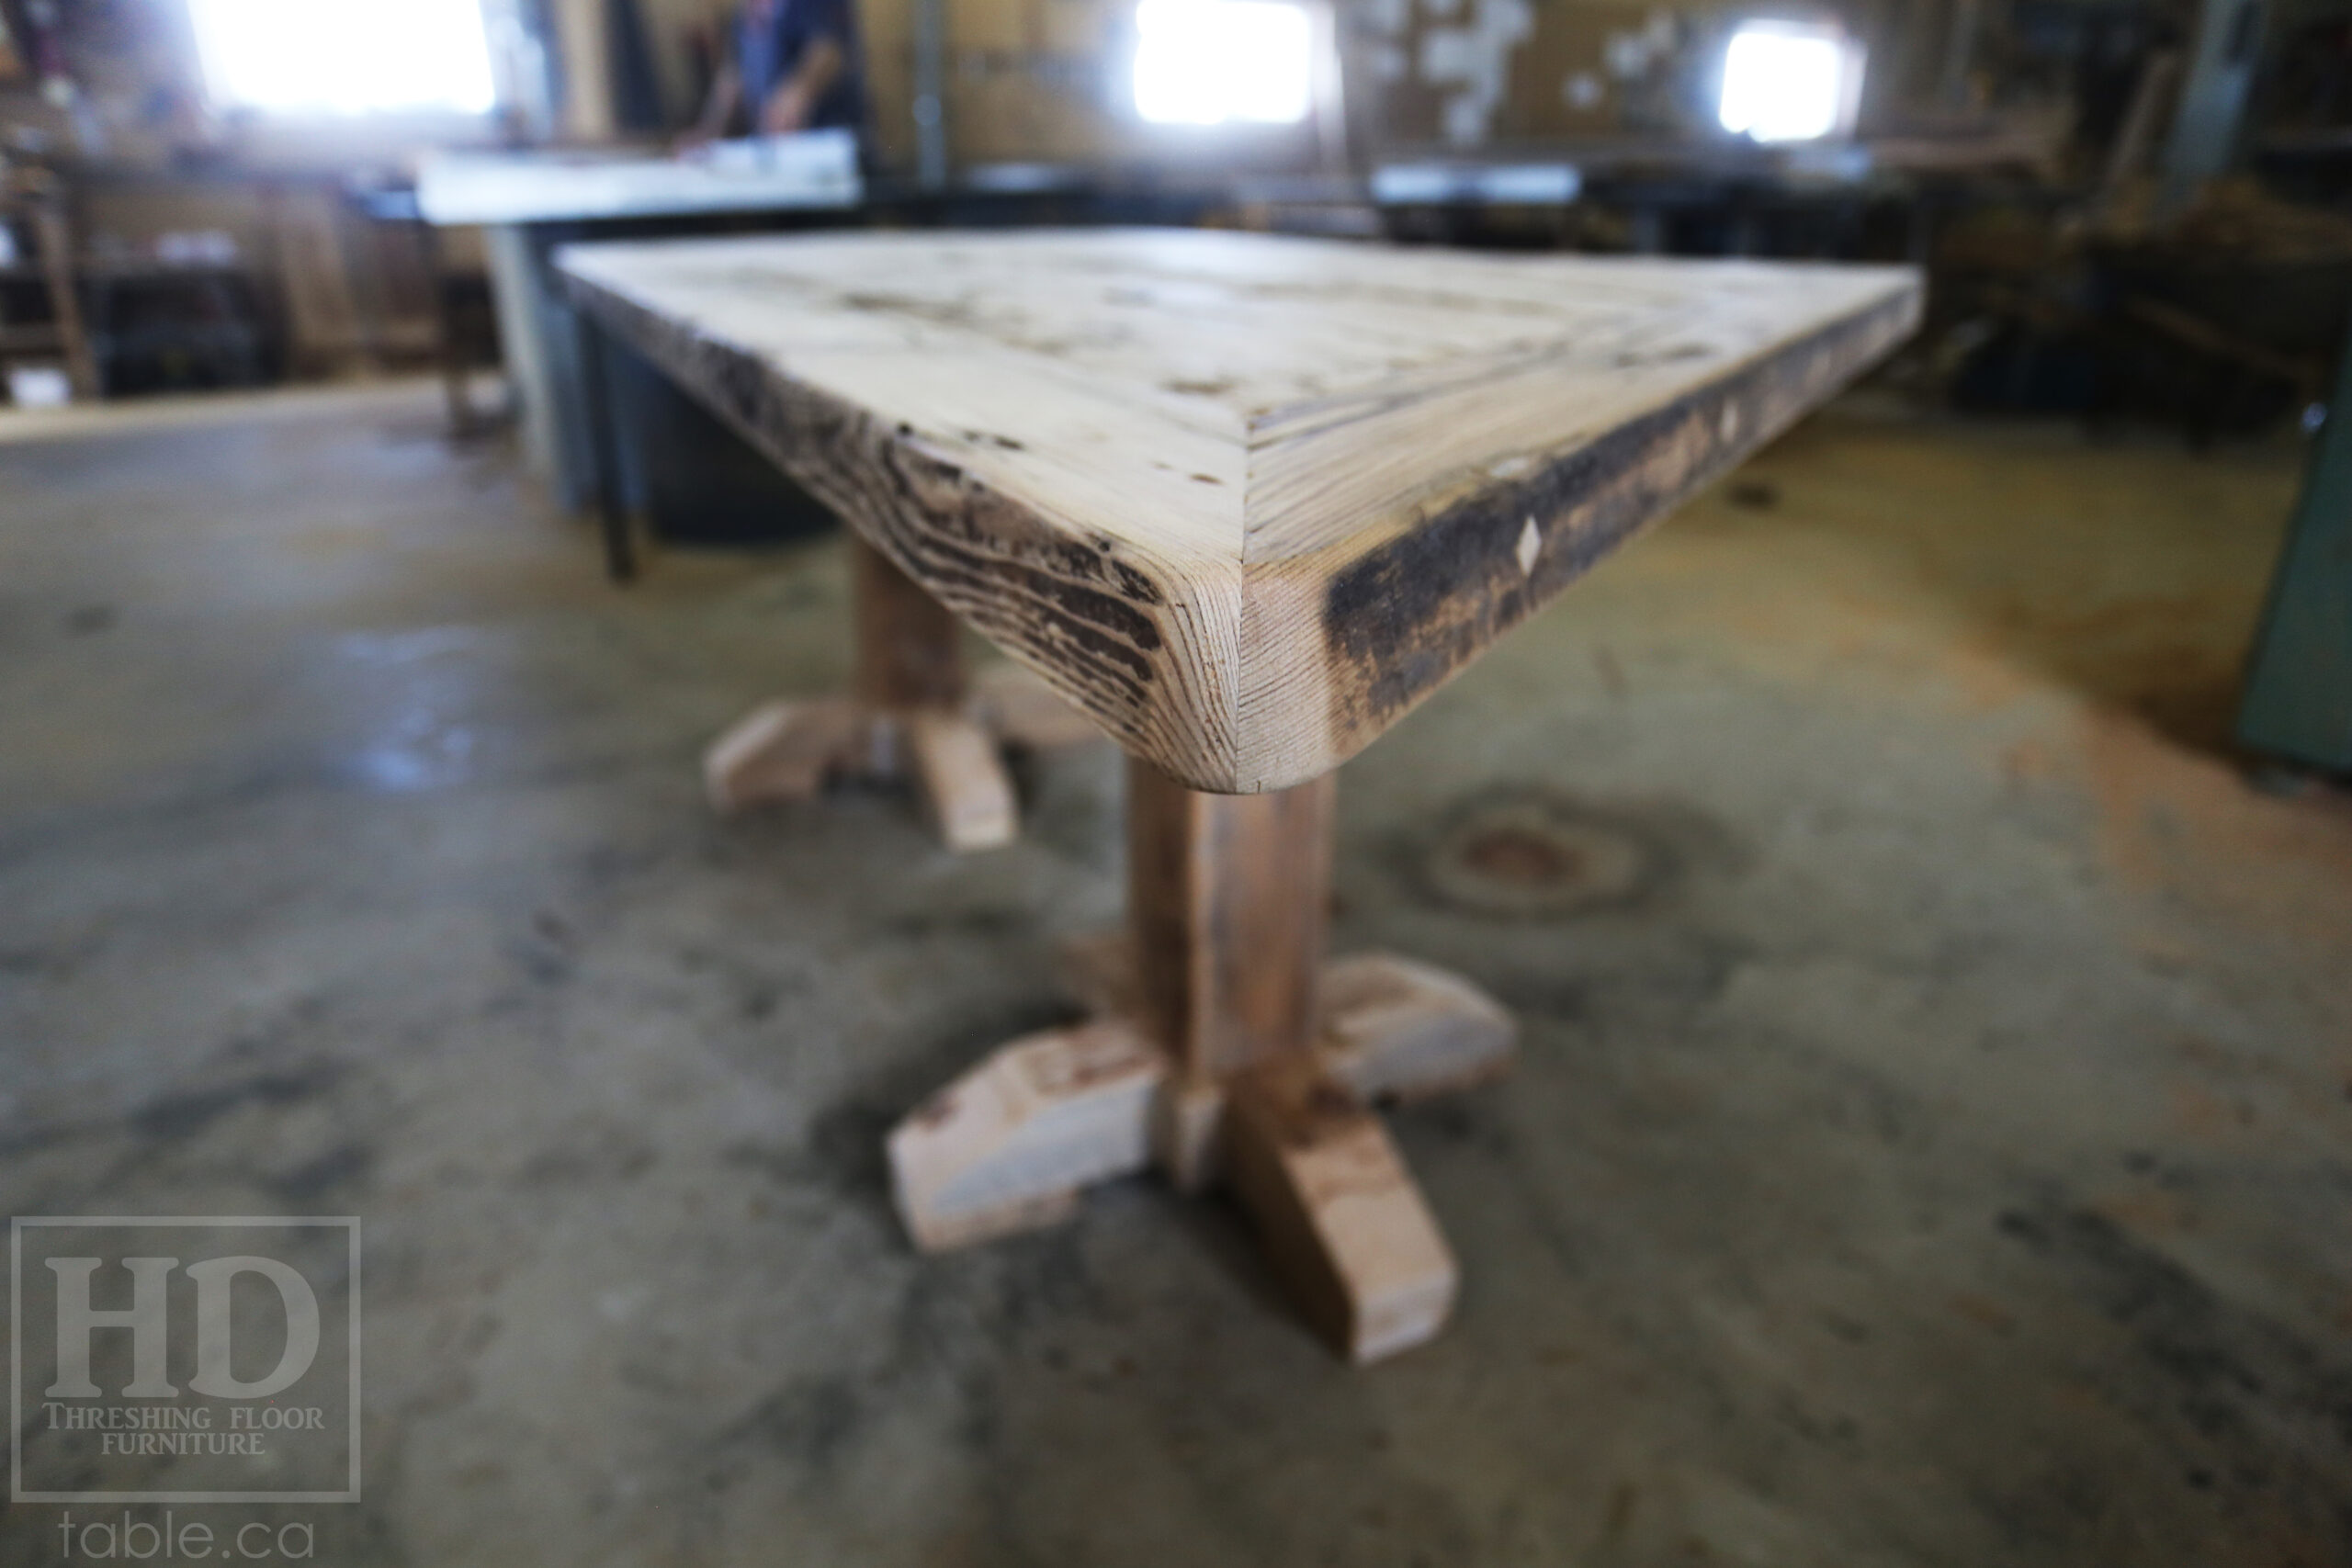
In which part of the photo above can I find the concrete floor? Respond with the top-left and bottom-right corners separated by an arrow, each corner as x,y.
3,380 -> 2349,1566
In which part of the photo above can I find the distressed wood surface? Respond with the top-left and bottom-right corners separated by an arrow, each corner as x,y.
888,1018 -> 1162,1251
560,230 -> 1919,792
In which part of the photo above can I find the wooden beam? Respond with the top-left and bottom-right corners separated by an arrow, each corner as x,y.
20,188 -> 97,401
1127,760 -> 1333,1088
972,661 -> 1102,751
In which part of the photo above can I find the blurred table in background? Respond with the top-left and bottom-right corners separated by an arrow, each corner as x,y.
416,132 -> 863,517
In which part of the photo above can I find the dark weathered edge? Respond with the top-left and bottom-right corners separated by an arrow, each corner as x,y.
1313,279 -> 1922,771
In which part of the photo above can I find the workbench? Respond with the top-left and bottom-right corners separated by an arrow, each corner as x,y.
560,229 -> 1919,1359
415,135 -> 862,530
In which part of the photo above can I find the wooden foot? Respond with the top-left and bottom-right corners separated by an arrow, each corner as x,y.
889,948 -> 1512,1358
1055,937 -> 1518,1108
703,696 -> 869,811
702,681 -> 1089,848
1225,1058 -> 1459,1363
887,1020 -> 1163,1251
906,711 -> 1020,852
702,682 -> 1084,848
1319,953 -> 1516,1105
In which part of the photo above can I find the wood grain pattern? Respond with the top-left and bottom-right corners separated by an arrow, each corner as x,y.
560,231 -> 1919,791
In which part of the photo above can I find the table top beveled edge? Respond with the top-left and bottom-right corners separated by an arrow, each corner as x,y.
559,234 -> 1924,794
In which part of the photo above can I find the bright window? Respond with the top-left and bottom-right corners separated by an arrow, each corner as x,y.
1717,21 -> 1860,143
1134,0 -> 1312,126
187,0 -> 497,116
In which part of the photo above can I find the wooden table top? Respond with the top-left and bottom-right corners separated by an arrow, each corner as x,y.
560,230 -> 1918,793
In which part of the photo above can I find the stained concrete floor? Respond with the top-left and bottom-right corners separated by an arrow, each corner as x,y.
3,379 -> 2350,1566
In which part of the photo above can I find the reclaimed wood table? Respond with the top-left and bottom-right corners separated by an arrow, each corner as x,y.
560,230 -> 1919,1360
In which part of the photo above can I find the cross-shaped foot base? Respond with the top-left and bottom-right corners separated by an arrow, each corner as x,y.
889,941 -> 1516,1362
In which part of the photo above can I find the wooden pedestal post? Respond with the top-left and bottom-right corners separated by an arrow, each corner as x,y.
852,534 -> 965,711
888,760 -> 1520,1363
703,536 -> 1094,852
1128,762 -> 1332,1190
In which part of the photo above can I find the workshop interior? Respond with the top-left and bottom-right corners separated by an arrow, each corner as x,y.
3,1 -> 2350,1563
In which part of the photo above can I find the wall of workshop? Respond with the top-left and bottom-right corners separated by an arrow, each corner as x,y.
850,0 -> 1317,173
1350,0 -> 1957,152
11,0 -> 1977,186
824,0 -> 1961,175
0,0 -> 466,381
935,0 -> 1124,165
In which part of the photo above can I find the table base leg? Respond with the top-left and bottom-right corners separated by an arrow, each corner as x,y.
701,663 -> 1091,853
885,947 -> 1513,1359
705,536 -> 1097,852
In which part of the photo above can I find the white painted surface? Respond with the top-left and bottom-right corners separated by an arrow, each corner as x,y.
416,131 -> 861,226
